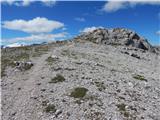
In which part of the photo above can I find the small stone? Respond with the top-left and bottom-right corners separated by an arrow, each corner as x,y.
36,83 -> 41,86
128,82 -> 133,88
50,90 -> 54,93
55,110 -> 62,117
18,87 -> 21,90
11,111 -> 16,116
41,89 -> 46,92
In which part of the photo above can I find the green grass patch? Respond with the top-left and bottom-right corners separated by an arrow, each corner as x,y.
49,74 -> 65,83
116,103 -> 126,111
70,87 -> 88,98
133,75 -> 147,82
16,53 -> 30,61
46,56 -> 56,65
44,104 -> 56,113
1,52 -> 30,77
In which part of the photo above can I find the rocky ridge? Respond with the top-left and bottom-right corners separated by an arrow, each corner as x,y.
74,28 -> 156,52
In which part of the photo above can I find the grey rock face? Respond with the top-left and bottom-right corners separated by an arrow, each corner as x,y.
74,28 -> 155,52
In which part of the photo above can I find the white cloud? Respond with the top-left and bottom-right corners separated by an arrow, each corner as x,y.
40,0 -> 56,6
21,0 -> 30,6
156,30 -> 160,36
80,26 -> 104,33
2,17 -> 64,34
75,17 -> 86,22
1,0 -> 56,7
103,0 -> 160,13
103,1 -> 127,13
2,33 -> 67,44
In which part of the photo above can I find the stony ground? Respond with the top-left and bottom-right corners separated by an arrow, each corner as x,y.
1,41 -> 160,120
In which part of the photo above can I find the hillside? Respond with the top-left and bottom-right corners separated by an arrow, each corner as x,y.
1,28 -> 160,120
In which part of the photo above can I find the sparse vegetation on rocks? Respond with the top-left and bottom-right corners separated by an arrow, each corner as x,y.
46,56 -> 58,65
116,103 -> 126,111
133,74 -> 147,81
70,87 -> 88,98
49,74 -> 65,83
44,104 -> 56,113
1,50 -> 30,76
116,103 -> 135,119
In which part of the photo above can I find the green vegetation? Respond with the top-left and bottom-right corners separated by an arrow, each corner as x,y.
116,103 -> 126,111
70,87 -> 88,98
1,50 -> 30,77
1,44 -> 50,77
49,74 -> 65,83
116,103 -> 133,118
133,74 -> 147,81
16,53 -> 30,61
44,104 -> 56,113
46,56 -> 57,65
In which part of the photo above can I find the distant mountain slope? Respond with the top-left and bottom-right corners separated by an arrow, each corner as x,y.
74,28 -> 155,52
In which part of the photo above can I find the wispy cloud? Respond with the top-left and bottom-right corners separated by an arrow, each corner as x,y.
41,0 -> 56,7
2,33 -> 67,44
2,17 -> 64,34
102,0 -> 160,13
75,17 -> 86,22
80,26 -> 104,33
1,0 -> 56,7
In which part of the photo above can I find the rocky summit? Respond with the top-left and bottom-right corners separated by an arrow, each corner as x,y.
75,28 -> 155,52
1,28 -> 160,120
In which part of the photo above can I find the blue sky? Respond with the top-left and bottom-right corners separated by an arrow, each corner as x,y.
1,1 -> 160,46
